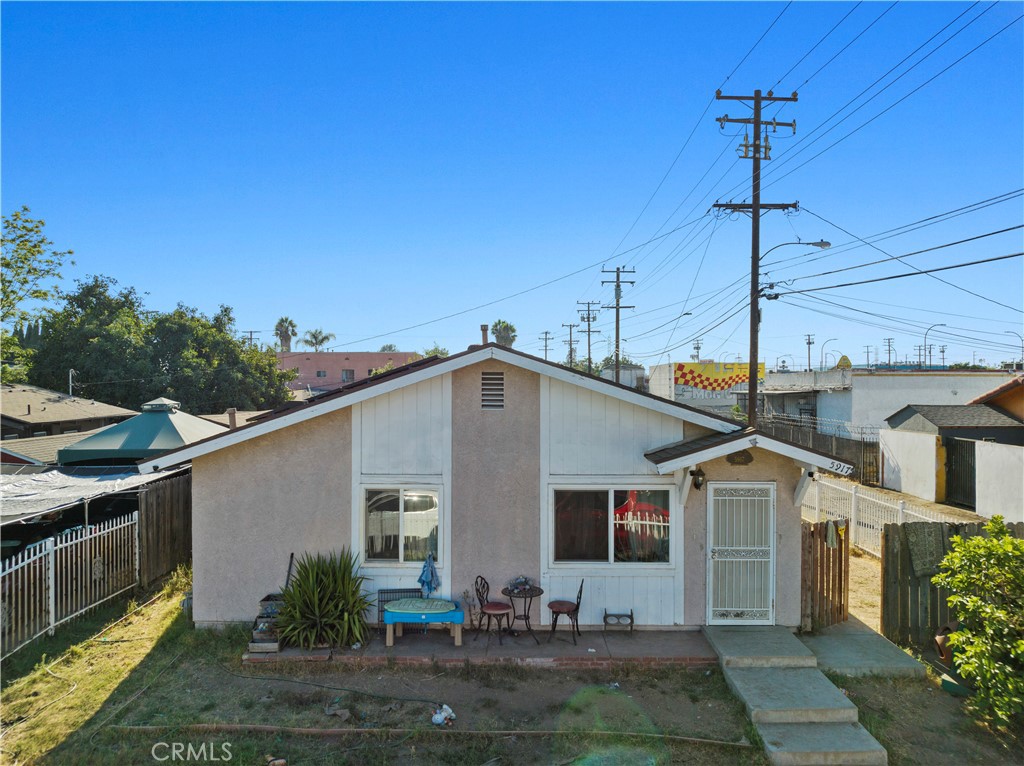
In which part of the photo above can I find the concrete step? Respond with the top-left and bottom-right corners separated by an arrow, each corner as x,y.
704,625 -> 818,668
757,722 -> 887,766
799,625 -> 925,678
724,667 -> 859,724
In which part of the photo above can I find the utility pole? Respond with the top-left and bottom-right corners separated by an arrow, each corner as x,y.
539,331 -> 553,360
577,301 -> 601,374
601,267 -> 635,383
863,345 -> 872,368
939,345 -> 947,368
915,345 -> 924,368
562,323 -> 579,367
713,88 -> 798,428
692,338 -> 703,362
884,338 -> 895,367
241,330 -> 261,347
927,344 -> 935,369
805,334 -> 815,372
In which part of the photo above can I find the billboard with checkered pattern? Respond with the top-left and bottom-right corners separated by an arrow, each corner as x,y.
673,362 -> 765,392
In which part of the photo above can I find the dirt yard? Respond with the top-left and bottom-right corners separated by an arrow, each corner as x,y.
847,547 -> 882,632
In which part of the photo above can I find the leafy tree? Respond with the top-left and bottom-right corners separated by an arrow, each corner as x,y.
561,351 -> 588,373
423,343 -> 449,358
274,317 -> 298,352
0,332 -> 31,384
2,206 -> 74,326
30,276 -> 294,411
300,328 -> 335,352
378,343 -> 399,353
369,361 -> 395,377
932,515 -> 1024,727
491,319 -> 516,347
596,353 -> 636,373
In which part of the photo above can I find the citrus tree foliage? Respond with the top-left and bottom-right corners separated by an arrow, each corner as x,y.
423,343 -> 449,358
932,515 -> 1024,727
491,319 -> 516,347
1,206 -> 74,326
30,276 -> 295,412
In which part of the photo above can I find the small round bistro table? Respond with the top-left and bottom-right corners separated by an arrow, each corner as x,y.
501,585 -> 543,645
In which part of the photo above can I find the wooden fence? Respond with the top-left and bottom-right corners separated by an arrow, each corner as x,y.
800,519 -> 849,633
138,471 -> 192,587
880,520 -> 1024,647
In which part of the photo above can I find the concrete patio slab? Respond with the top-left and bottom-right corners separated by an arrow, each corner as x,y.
724,667 -> 859,724
704,626 -> 817,668
757,722 -> 888,766
799,620 -> 925,678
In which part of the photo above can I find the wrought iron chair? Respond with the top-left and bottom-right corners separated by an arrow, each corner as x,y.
548,578 -> 584,644
473,575 -> 513,646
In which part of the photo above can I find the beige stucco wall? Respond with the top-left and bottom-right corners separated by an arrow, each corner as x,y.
451,361 -> 542,623
191,408 -> 352,625
682,448 -> 803,627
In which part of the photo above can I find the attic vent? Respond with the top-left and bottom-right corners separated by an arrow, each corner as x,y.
481,371 -> 505,410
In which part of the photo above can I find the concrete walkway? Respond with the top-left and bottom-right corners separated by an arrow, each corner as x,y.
705,625 -> 896,765
798,618 -> 925,679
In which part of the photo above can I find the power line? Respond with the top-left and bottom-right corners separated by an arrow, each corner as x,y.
767,252 -> 1024,298
770,2 -> 864,92
801,207 -> 1024,312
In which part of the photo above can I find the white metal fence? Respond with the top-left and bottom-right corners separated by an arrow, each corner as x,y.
801,477 -> 973,557
1,512 -> 139,660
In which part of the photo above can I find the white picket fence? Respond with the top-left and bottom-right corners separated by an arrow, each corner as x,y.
1,512 -> 139,660
801,477 -> 974,556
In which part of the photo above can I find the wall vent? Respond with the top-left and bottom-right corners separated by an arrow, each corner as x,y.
481,371 -> 505,410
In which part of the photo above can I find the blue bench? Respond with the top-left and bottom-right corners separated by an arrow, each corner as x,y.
383,598 -> 465,647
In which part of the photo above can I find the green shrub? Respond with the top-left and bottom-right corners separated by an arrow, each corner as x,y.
276,549 -> 374,650
932,515 -> 1024,727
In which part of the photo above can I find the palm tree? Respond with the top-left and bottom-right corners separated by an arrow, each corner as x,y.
491,319 -> 517,348
300,328 -> 335,352
274,317 -> 298,352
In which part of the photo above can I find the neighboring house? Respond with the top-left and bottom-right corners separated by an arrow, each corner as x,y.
276,351 -> 421,395
141,344 -> 851,631
198,410 -> 268,429
57,397 -> 228,466
965,375 -> 1024,420
879,380 -> 1024,522
599,363 -> 646,391
1,430 -> 101,470
760,369 -> 1014,436
1,383 -> 136,440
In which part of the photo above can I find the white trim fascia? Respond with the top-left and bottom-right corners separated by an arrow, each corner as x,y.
441,373 -> 453,593
350,402 -> 363,558
674,467 -> 692,626
139,346 -> 737,472
652,433 -> 854,476
539,375 -> 551,610
794,468 -> 814,508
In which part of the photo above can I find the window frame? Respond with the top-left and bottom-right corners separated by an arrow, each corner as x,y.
361,484 -> 443,567
549,483 -> 675,568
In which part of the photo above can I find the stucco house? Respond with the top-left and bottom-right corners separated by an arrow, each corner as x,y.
140,345 -> 851,633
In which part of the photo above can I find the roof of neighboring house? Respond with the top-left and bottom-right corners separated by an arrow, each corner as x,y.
0,467 -> 186,524
57,397 -> 228,464
198,411 -> 268,427
965,376 -> 1024,405
644,427 -> 855,476
1,383 -> 137,425
1,429 -> 104,465
140,344 -> 745,473
885,404 -> 1024,429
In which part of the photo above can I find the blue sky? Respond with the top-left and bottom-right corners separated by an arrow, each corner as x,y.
3,1 -> 1022,371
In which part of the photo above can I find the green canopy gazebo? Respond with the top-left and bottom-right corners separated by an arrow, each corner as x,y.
57,397 -> 227,466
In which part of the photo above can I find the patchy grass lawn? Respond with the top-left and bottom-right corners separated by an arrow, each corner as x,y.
2,571 -> 760,765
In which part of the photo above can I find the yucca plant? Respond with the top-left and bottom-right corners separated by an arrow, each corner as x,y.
276,549 -> 374,650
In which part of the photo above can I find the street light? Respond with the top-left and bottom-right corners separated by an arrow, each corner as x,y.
746,239 -> 832,428
924,324 -> 946,369
775,354 -> 795,372
820,338 -> 838,371
1006,330 -> 1024,370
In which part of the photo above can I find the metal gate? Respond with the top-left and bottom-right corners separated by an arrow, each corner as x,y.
945,438 -> 976,509
707,483 -> 775,625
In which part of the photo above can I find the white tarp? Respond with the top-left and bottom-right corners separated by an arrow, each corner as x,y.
0,468 -> 181,524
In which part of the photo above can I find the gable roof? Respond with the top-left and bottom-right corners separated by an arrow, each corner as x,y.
965,376 -> 1024,405
1,429 -> 104,465
1,383 -> 136,425
885,404 -> 1023,429
139,344 -> 742,473
644,427 -> 855,476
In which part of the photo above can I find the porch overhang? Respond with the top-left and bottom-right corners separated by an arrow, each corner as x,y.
645,428 -> 854,478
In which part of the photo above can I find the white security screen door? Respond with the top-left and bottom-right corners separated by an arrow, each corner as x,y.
707,483 -> 775,625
